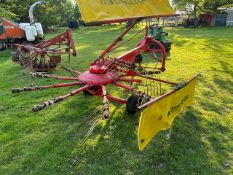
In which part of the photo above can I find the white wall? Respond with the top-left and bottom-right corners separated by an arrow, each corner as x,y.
227,12 -> 233,22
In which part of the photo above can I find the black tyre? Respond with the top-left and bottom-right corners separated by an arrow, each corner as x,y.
194,19 -> 199,28
135,54 -> 143,64
184,20 -> 189,28
126,95 -> 141,114
0,41 -> 6,51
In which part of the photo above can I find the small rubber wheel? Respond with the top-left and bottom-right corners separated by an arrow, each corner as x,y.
126,95 -> 141,114
0,41 -> 6,51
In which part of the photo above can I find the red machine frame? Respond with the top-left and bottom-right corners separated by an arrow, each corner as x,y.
11,1 -> 199,151
12,29 -> 77,71
13,20 -> 179,118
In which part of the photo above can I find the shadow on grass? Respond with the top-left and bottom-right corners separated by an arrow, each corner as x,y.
214,75 -> 233,94
60,106 -> 224,174
217,61 -> 233,78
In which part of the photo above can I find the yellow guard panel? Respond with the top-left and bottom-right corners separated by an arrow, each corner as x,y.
138,76 -> 198,151
76,0 -> 176,23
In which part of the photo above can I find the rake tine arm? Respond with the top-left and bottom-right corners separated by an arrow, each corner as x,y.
61,66 -> 81,77
32,85 -> 90,112
114,82 -> 153,100
138,71 -> 161,75
106,95 -> 127,104
12,82 -> 82,93
101,86 -> 110,119
136,74 -> 178,86
119,78 -> 142,83
30,72 -> 79,81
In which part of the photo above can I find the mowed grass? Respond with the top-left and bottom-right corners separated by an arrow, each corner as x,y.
0,25 -> 233,175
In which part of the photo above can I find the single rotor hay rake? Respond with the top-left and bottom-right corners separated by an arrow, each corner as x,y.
12,21 -> 167,114
12,29 -> 77,72
12,0 -> 199,150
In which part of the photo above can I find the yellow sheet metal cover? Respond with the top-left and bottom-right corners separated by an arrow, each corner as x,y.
76,0 -> 176,23
138,75 -> 198,151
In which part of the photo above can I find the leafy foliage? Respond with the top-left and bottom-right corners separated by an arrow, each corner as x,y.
0,4 -> 16,19
172,0 -> 233,14
0,0 -> 80,28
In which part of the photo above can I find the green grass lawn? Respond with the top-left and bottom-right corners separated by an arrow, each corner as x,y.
0,25 -> 233,175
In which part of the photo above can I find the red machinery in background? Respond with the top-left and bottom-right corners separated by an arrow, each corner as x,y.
12,29 -> 76,71
0,1 -> 77,71
0,2 -> 45,51
0,18 -> 26,51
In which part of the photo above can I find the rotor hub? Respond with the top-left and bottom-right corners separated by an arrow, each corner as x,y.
78,71 -> 120,86
89,64 -> 107,74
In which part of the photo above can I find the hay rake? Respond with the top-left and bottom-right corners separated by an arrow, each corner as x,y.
12,21 -> 178,118
12,0 -> 199,150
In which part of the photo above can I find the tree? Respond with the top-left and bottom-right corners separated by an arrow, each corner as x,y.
172,0 -> 233,15
201,0 -> 233,14
0,4 -> 16,19
0,0 -> 80,29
